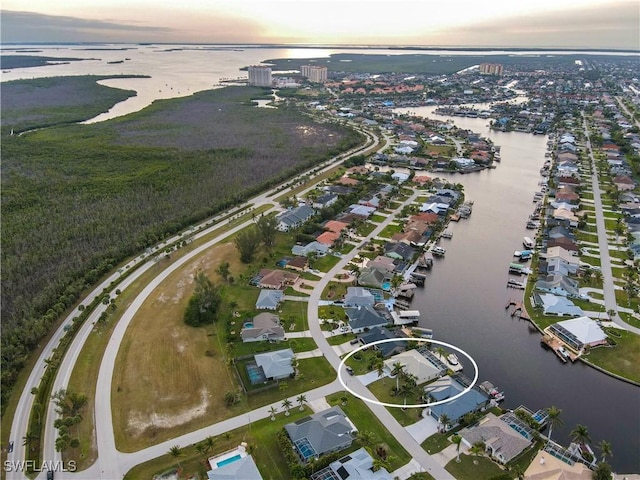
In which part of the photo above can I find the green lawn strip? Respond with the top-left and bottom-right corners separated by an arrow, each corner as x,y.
326,333 -> 356,346
278,300 -> 309,331
421,432 -> 451,455
321,282 -> 350,301
366,378 -> 424,426
318,305 -> 348,323
123,406 -> 314,480
581,329 -> 640,383
576,232 -> 599,243
445,453 -> 506,480
579,256 -> 601,267
233,338 -> 318,358
370,214 -> 388,223
615,289 -> 639,313
406,473 -> 437,480
283,287 -> 310,297
619,312 -> 640,329
313,254 -> 342,272
378,223 -> 403,238
345,349 -> 383,375
609,249 -> 631,260
326,392 -> 411,471
356,222 -> 377,236
570,298 -> 605,312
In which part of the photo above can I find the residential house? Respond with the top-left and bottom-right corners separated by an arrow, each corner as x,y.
258,269 -> 300,289
542,256 -> 579,275
552,208 -> 579,227
547,316 -> 608,353
345,306 -> 389,334
383,349 -> 443,384
313,193 -> 338,210
284,406 -> 355,462
277,205 -> 316,232
459,413 -> 532,464
425,376 -> 490,427
533,293 -> 584,317
613,174 -> 636,191
324,220 -> 350,235
542,246 -> 580,268
310,447 -> 392,480
292,241 -> 330,257
241,313 -> 285,343
367,255 -> 397,273
348,205 -> 376,218
207,448 -> 263,480
357,266 -> 390,289
254,349 -> 295,381
419,202 -> 449,215
523,449 -> 592,480
536,274 -> 580,298
285,256 -> 309,272
316,231 -> 340,246
344,287 -> 375,308
358,195 -> 382,208
359,326 -> 407,358
391,230 -> 424,246
255,289 -> 284,310
384,242 -> 416,262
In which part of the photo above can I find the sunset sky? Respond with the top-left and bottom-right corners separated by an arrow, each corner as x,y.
2,0 -> 639,49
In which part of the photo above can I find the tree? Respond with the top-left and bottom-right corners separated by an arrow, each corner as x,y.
234,226 -> 261,263
195,443 -> 206,456
598,440 -> 612,463
439,414 -> 451,432
224,391 -> 240,407
375,361 -> 385,383
184,271 -> 222,327
452,434 -> 462,463
216,262 -> 231,282
356,430 -> 375,447
22,431 -> 38,451
282,398 -> 293,416
169,445 -> 183,468
256,215 -> 278,249
470,441 -> 485,457
268,406 -> 278,420
571,424 -> 591,446
205,436 -> 215,453
546,405 -> 563,442
390,362 -> 405,392
592,461 -> 613,480
399,381 -> 415,410
296,394 -> 307,411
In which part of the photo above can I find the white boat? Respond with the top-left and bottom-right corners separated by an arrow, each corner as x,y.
558,346 -> 571,360
432,246 -> 446,256
507,279 -> 525,289
441,230 -> 453,239
447,353 -> 459,365
523,237 -> 535,249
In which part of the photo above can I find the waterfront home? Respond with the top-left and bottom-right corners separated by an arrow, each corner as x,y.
541,246 -> 581,268
366,255 -> 397,273
344,287 -> 375,308
554,186 -> 580,203
425,377 -> 490,428
384,242 -> 416,262
277,205 -> 316,232
357,265 -> 390,289
292,241 -> 330,257
258,269 -> 300,290
241,313 -> 285,343
284,406 -> 355,462
383,349 -> 443,384
547,316 -> 608,353
391,230 -> 424,246
540,256 -> 580,276
359,326 -> 407,358
523,448 -> 593,480
551,208 -> 579,227
255,289 -> 284,310
419,202 -> 449,215
409,212 -> 440,225
345,306 -> 389,334
535,274 -> 581,298
254,348 -> 295,380
533,293 -> 584,316
310,447 -> 392,480
546,225 -> 576,241
459,413 -> 532,464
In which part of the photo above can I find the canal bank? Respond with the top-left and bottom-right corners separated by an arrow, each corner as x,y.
395,105 -> 640,473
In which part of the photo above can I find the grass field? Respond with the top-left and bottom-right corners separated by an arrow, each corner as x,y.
445,453 -> 506,480
583,329 -> 640,383
367,378 -> 425,426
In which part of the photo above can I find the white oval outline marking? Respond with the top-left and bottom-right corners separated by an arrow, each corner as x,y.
338,338 -> 479,409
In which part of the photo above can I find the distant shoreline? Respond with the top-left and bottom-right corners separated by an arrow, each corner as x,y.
1,42 -> 639,54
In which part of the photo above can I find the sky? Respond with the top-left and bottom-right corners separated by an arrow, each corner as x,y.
1,0 -> 639,49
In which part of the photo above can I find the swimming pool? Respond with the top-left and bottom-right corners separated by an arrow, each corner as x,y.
246,362 -> 267,384
243,322 -> 254,329
217,454 -> 242,468
381,282 -> 391,291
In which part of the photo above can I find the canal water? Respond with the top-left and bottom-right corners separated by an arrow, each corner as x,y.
396,106 -> 640,473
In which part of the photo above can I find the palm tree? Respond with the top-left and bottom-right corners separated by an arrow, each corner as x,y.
452,434 -> 462,463
399,381 -> 415,410
390,362 -> 405,392
22,431 -> 38,451
375,360 -> 385,383
546,405 -> 563,441
296,394 -> 307,411
268,406 -> 278,421
204,436 -> 215,453
570,424 -> 591,446
598,440 -> 612,463
169,445 -> 183,468
282,398 -> 293,416
439,414 -> 450,432
470,441 -> 485,457
195,443 -> 206,456
356,430 -> 375,447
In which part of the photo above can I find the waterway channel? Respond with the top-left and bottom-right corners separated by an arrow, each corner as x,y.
395,106 -> 640,473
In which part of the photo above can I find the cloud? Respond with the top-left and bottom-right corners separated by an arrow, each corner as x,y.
1,10 -> 174,43
433,1 -> 640,49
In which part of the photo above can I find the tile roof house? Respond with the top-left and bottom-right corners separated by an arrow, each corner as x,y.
254,348 -> 295,380
523,449 -> 593,480
548,316 -> 608,352
535,274 -> 580,298
255,289 -> 284,310
258,269 -> 300,289
241,313 -> 285,343
384,242 -> 416,262
345,306 -> 389,334
324,220 -> 350,234
316,231 -> 340,246
276,205 -> 316,232
459,413 -> 532,464
284,406 -> 355,462
344,287 -> 375,308
285,256 -> 309,272
292,241 -> 330,257
310,447 -> 392,480
533,293 -> 584,317
359,327 -> 407,358
357,266 -> 390,289
383,349 -> 443,384
425,376 -> 490,426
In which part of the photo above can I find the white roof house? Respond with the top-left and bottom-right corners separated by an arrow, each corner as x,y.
548,316 -> 608,352
383,350 -> 443,385
254,348 -> 294,380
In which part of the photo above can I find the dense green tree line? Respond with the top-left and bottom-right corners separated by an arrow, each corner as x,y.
0,81 -> 363,412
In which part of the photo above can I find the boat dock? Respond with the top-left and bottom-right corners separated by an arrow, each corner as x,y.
541,334 -> 577,362
505,299 -> 531,320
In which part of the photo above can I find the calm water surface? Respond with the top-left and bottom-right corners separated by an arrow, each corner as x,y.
3,45 -> 639,472
396,106 -> 640,473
